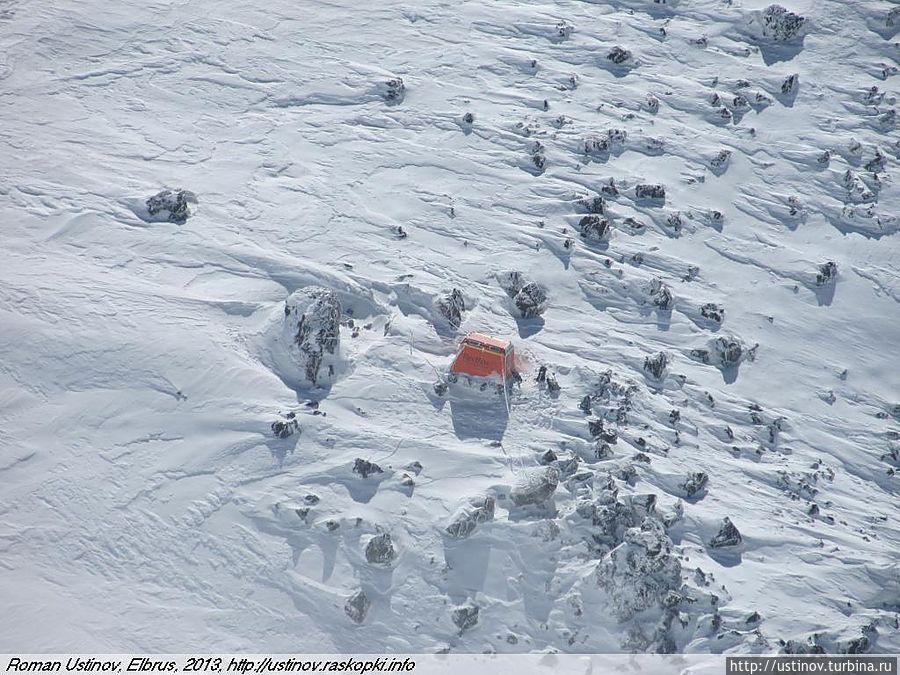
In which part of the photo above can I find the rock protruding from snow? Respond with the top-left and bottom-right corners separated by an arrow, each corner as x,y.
691,337 -> 756,369
644,352 -> 668,380
365,532 -> 396,564
379,77 -> 405,103
757,5 -> 806,42
345,590 -> 371,624
649,278 -> 674,310
700,303 -> 725,324
681,472 -> 709,498
146,189 -> 197,223
577,194 -> 606,215
510,466 -> 559,506
271,413 -> 300,439
607,46 -> 633,66
635,184 -> 666,200
595,519 -> 682,621
451,603 -> 479,631
498,270 -> 525,298
446,496 -> 496,538
353,458 -> 384,479
816,262 -> 838,286
283,287 -> 341,386
514,282 -> 549,319
709,517 -> 742,548
436,288 -> 466,329
578,215 -> 611,240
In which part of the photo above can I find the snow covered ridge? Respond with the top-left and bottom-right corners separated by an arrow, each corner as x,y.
0,0 -> 898,656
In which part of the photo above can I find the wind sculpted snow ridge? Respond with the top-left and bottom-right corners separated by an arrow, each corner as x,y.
0,0 -> 898,655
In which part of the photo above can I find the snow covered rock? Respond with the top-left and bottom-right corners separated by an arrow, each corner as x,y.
365,532 -> 396,564
353,458 -> 384,479
709,517 -> 742,548
514,282 -> 549,318
436,288 -> 466,329
578,215 -> 611,240
700,303 -> 725,324
607,46 -> 633,66
709,150 -> 732,171
271,414 -> 300,439
146,189 -> 197,223
577,194 -> 606,215
644,352 -> 669,380
451,603 -> 479,631
649,278 -> 674,310
510,466 -> 559,506
635,184 -> 666,200
595,518 -> 683,621
446,496 -> 495,538
283,286 -> 341,386
782,73 -> 799,96
379,77 -> 405,103
498,270 -> 525,297
344,590 -> 371,624
681,472 -> 709,498
691,337 -> 755,369
816,262 -> 838,286
755,5 -> 807,42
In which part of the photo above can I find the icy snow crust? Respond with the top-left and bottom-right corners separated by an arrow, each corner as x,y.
1,0 -> 899,655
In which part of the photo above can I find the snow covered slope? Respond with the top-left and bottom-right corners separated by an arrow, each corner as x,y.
1,0 -> 898,654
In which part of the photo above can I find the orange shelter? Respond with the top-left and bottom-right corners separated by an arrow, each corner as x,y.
450,332 -> 515,380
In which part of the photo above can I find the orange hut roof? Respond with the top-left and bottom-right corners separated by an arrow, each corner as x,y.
450,332 -> 515,379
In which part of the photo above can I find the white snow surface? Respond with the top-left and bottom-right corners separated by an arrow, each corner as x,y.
1,0 -> 899,655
